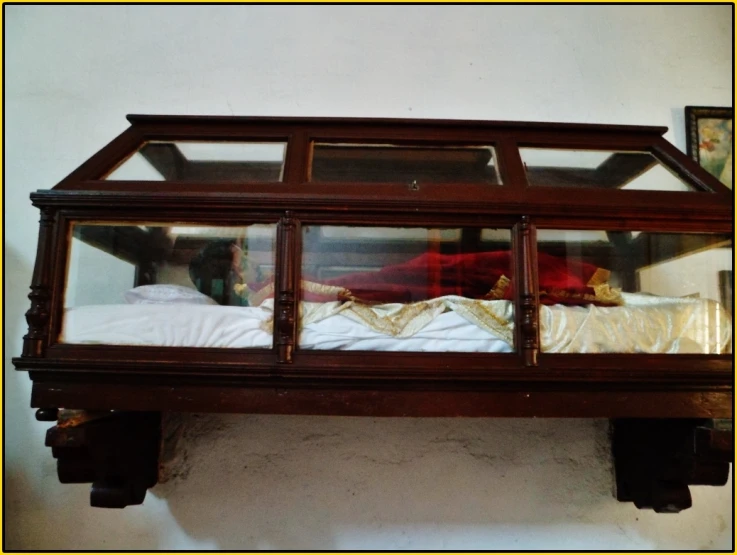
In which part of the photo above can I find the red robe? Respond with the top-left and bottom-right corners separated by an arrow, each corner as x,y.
247,251 -> 620,307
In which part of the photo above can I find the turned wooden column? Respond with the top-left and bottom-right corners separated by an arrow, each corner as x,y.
23,207 -> 57,357
275,212 -> 300,363
513,216 -> 540,366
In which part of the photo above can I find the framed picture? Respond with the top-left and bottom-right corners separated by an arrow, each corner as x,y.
685,106 -> 733,190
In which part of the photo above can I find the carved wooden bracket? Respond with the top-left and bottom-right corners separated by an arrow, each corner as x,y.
41,409 -> 161,508
612,419 -> 733,513
36,407 -> 733,511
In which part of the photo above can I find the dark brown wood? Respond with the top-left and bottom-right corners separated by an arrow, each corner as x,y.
44,411 -> 160,508
125,113 -> 669,135
22,208 -> 57,357
35,408 -> 59,421
283,130 -> 310,184
139,142 -> 187,180
14,346 -> 732,388
30,382 -> 732,418
13,115 -> 734,511
30,187 -> 732,229
719,270 -> 733,316
275,212 -> 299,363
514,217 -> 540,366
612,419 -> 733,513
653,137 -> 733,196
495,138 -> 528,190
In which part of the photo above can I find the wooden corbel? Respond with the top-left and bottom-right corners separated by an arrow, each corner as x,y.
39,409 -> 161,508
612,418 -> 733,513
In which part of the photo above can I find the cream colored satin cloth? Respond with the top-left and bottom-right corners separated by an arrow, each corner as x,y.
262,292 -> 732,354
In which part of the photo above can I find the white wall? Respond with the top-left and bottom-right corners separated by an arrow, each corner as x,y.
65,237 -> 137,307
4,5 -> 733,550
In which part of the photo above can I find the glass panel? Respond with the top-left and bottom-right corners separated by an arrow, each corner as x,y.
105,141 -> 287,182
536,229 -> 732,354
310,143 -> 502,184
297,226 -> 514,352
520,148 -> 701,191
62,223 -> 277,348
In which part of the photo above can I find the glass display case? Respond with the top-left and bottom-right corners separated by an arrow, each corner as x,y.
13,115 -> 733,510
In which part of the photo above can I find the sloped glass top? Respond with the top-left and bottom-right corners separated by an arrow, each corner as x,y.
310,143 -> 502,185
520,148 -> 703,192
105,141 -> 287,182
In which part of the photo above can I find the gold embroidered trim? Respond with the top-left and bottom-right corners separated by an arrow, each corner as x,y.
247,282 -> 274,307
237,280 -> 351,307
592,283 -> 624,306
302,280 -> 349,298
347,301 -> 435,337
450,300 -> 515,344
260,296 -> 517,343
587,267 -> 611,287
484,274 -> 511,300
539,284 -> 623,306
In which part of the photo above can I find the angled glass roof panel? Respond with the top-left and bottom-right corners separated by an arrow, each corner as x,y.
104,141 -> 287,182
310,143 -> 502,185
520,148 -> 704,192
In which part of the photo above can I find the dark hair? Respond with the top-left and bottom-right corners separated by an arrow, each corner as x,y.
188,240 -> 243,304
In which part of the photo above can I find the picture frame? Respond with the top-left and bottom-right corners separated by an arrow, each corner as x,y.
685,106 -> 733,190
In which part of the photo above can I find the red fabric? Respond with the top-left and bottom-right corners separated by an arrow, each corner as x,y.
249,251 -> 616,307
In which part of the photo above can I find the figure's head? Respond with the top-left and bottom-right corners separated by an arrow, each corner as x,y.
188,240 -> 251,295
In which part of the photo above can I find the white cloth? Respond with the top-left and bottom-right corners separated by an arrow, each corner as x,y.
61,293 -> 732,354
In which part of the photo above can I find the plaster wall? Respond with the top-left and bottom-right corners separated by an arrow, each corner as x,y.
4,5 -> 733,550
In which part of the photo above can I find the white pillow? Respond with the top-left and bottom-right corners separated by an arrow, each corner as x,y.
124,284 -> 219,306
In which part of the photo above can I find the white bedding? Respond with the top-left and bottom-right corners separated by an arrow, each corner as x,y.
60,293 -> 732,354
60,303 -> 513,352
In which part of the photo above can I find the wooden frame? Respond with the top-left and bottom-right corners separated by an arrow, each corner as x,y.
685,105 -> 734,190
13,115 -> 734,510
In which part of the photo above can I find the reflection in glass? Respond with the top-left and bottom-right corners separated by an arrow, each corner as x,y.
311,143 -> 502,185
62,223 -> 276,348
294,226 -> 514,352
105,141 -> 287,182
520,148 -> 700,192
536,230 -> 732,354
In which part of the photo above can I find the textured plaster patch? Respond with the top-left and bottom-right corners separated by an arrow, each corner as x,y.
151,415 -> 731,550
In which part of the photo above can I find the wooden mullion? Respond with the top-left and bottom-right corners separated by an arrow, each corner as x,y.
495,137 -> 528,190
274,212 -> 301,363
283,129 -> 310,184
513,217 -> 540,366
